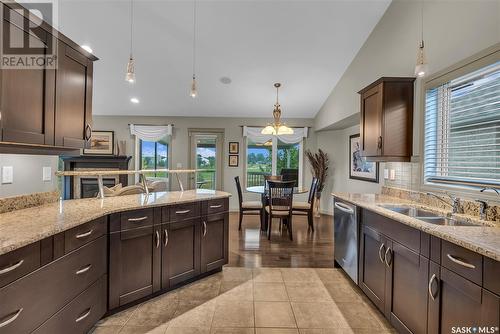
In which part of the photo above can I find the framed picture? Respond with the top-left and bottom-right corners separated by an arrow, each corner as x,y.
228,155 -> 239,167
349,134 -> 379,183
229,142 -> 239,154
84,131 -> 114,155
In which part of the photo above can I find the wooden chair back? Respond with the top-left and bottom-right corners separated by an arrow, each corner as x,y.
234,176 -> 243,207
267,180 -> 295,216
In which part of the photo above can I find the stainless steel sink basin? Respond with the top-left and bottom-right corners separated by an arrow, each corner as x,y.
377,204 -> 481,226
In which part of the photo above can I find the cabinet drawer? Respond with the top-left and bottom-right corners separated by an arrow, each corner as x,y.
0,236 -> 106,334
65,216 -> 107,254
205,198 -> 228,215
362,209 -> 420,253
170,202 -> 200,222
484,257 -> 500,295
0,242 -> 40,289
120,208 -> 154,230
441,241 -> 482,285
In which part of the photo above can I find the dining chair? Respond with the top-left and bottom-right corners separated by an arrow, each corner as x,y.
266,180 -> 295,241
235,176 -> 263,230
292,177 -> 318,231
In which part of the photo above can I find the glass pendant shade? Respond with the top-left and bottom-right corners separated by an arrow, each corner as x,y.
261,125 -> 276,135
126,55 -> 135,83
414,41 -> 428,78
190,77 -> 198,98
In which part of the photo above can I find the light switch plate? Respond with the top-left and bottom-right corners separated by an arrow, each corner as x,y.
176,163 -> 183,169
2,166 -> 13,184
384,169 -> 389,180
389,169 -> 396,181
43,167 -> 52,181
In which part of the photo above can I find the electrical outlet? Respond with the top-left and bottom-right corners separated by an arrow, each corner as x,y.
2,166 -> 13,184
384,169 -> 389,179
43,167 -> 52,181
389,169 -> 396,181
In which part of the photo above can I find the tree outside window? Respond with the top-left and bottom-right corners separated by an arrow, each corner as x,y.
140,139 -> 168,178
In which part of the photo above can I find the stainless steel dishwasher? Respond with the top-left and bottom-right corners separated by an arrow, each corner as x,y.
333,198 -> 359,284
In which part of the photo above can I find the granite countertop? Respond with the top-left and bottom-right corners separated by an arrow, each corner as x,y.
0,190 -> 231,256
332,192 -> 500,261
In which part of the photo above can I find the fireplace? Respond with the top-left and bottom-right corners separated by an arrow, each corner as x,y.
61,156 -> 131,199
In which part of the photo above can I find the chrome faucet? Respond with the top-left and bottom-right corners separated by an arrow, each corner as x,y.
479,186 -> 500,196
477,187 -> 500,221
426,192 -> 461,214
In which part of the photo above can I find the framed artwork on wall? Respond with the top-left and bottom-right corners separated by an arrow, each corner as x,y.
349,133 -> 379,183
229,155 -> 239,167
84,131 -> 114,155
229,142 -> 239,154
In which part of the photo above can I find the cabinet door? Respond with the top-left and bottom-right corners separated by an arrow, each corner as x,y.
385,240 -> 429,334
200,213 -> 229,273
359,225 -> 387,312
360,83 -> 383,157
109,225 -> 161,309
54,41 -> 93,149
161,219 -> 201,290
428,265 -> 500,334
0,14 -> 55,145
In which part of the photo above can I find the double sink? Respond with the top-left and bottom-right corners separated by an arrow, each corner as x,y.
378,204 -> 481,226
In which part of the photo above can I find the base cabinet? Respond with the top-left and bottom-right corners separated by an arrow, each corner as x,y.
201,213 -> 229,273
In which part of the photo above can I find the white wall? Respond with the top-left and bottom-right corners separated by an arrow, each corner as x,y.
0,154 -> 59,198
93,116 -> 317,211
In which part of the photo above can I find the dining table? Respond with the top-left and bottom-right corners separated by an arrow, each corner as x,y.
246,185 -> 309,231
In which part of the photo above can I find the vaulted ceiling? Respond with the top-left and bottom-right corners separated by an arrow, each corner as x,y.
57,0 -> 390,118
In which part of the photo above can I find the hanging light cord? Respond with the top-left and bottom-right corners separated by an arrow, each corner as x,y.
192,0 -> 197,79
420,0 -> 424,46
129,0 -> 134,56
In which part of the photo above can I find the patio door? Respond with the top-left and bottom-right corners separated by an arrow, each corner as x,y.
189,130 -> 224,190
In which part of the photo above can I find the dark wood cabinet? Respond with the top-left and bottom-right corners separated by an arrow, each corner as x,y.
201,213 -> 229,273
54,41 -> 93,149
359,77 -> 415,162
109,225 -> 161,309
161,219 -> 201,289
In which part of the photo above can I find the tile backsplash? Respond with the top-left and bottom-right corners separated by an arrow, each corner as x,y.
383,162 -> 420,191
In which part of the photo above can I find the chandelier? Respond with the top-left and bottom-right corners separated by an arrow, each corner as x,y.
261,83 -> 294,135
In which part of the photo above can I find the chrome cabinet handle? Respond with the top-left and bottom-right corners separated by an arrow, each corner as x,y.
175,210 -> 191,214
334,202 -> 354,214
76,230 -> 93,239
446,254 -> 475,269
428,274 -> 439,301
76,264 -> 92,275
0,308 -> 23,328
210,204 -> 222,209
202,221 -> 207,237
378,243 -> 385,264
84,124 -> 92,141
128,216 -> 148,222
75,308 -> 91,323
0,259 -> 24,275
155,230 -> 160,248
384,247 -> 392,267
164,230 -> 168,247
377,136 -> 383,149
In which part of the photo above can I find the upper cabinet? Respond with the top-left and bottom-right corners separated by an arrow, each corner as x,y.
359,77 -> 415,162
0,2 -> 97,154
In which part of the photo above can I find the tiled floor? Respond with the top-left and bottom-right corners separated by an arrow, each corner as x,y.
93,268 -> 396,334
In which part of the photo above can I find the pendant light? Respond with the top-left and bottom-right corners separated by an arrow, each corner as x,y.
125,0 -> 135,83
190,0 -> 198,98
261,83 -> 294,135
414,0 -> 428,78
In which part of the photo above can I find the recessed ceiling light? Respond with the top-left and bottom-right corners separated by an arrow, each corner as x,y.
130,97 -> 139,104
220,77 -> 232,84
81,45 -> 93,54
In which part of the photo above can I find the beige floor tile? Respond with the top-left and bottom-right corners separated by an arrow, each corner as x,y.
323,282 -> 363,303
298,329 -> 350,334
90,326 -> 123,334
176,280 -> 221,302
335,302 -> 382,329
314,269 -> 349,283
253,268 -> 284,283
210,328 -> 255,334
254,282 -> 289,302
291,302 -> 347,328
119,325 -> 168,334
127,294 -> 178,326
285,282 -> 332,302
280,269 -> 320,283
96,306 -> 137,326
212,301 -> 255,328
170,300 -> 216,328
165,327 -> 210,334
256,329 -> 299,334
218,281 -> 254,302
221,267 -> 254,282
254,302 -> 297,328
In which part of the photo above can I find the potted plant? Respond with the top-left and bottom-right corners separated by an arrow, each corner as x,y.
305,149 -> 329,216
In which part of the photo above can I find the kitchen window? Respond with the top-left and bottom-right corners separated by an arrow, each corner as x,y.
423,54 -> 500,189
139,138 -> 169,179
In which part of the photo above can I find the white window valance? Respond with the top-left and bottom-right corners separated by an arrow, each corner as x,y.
242,126 -> 308,144
129,124 -> 172,142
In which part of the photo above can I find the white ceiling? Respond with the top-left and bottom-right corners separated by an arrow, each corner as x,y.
57,0 -> 390,118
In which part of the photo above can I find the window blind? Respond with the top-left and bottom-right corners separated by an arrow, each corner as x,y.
424,60 -> 500,188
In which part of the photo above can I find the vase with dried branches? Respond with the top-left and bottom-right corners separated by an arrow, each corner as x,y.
305,149 -> 329,217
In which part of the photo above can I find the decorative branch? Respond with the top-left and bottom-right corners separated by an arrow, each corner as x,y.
305,149 -> 329,197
